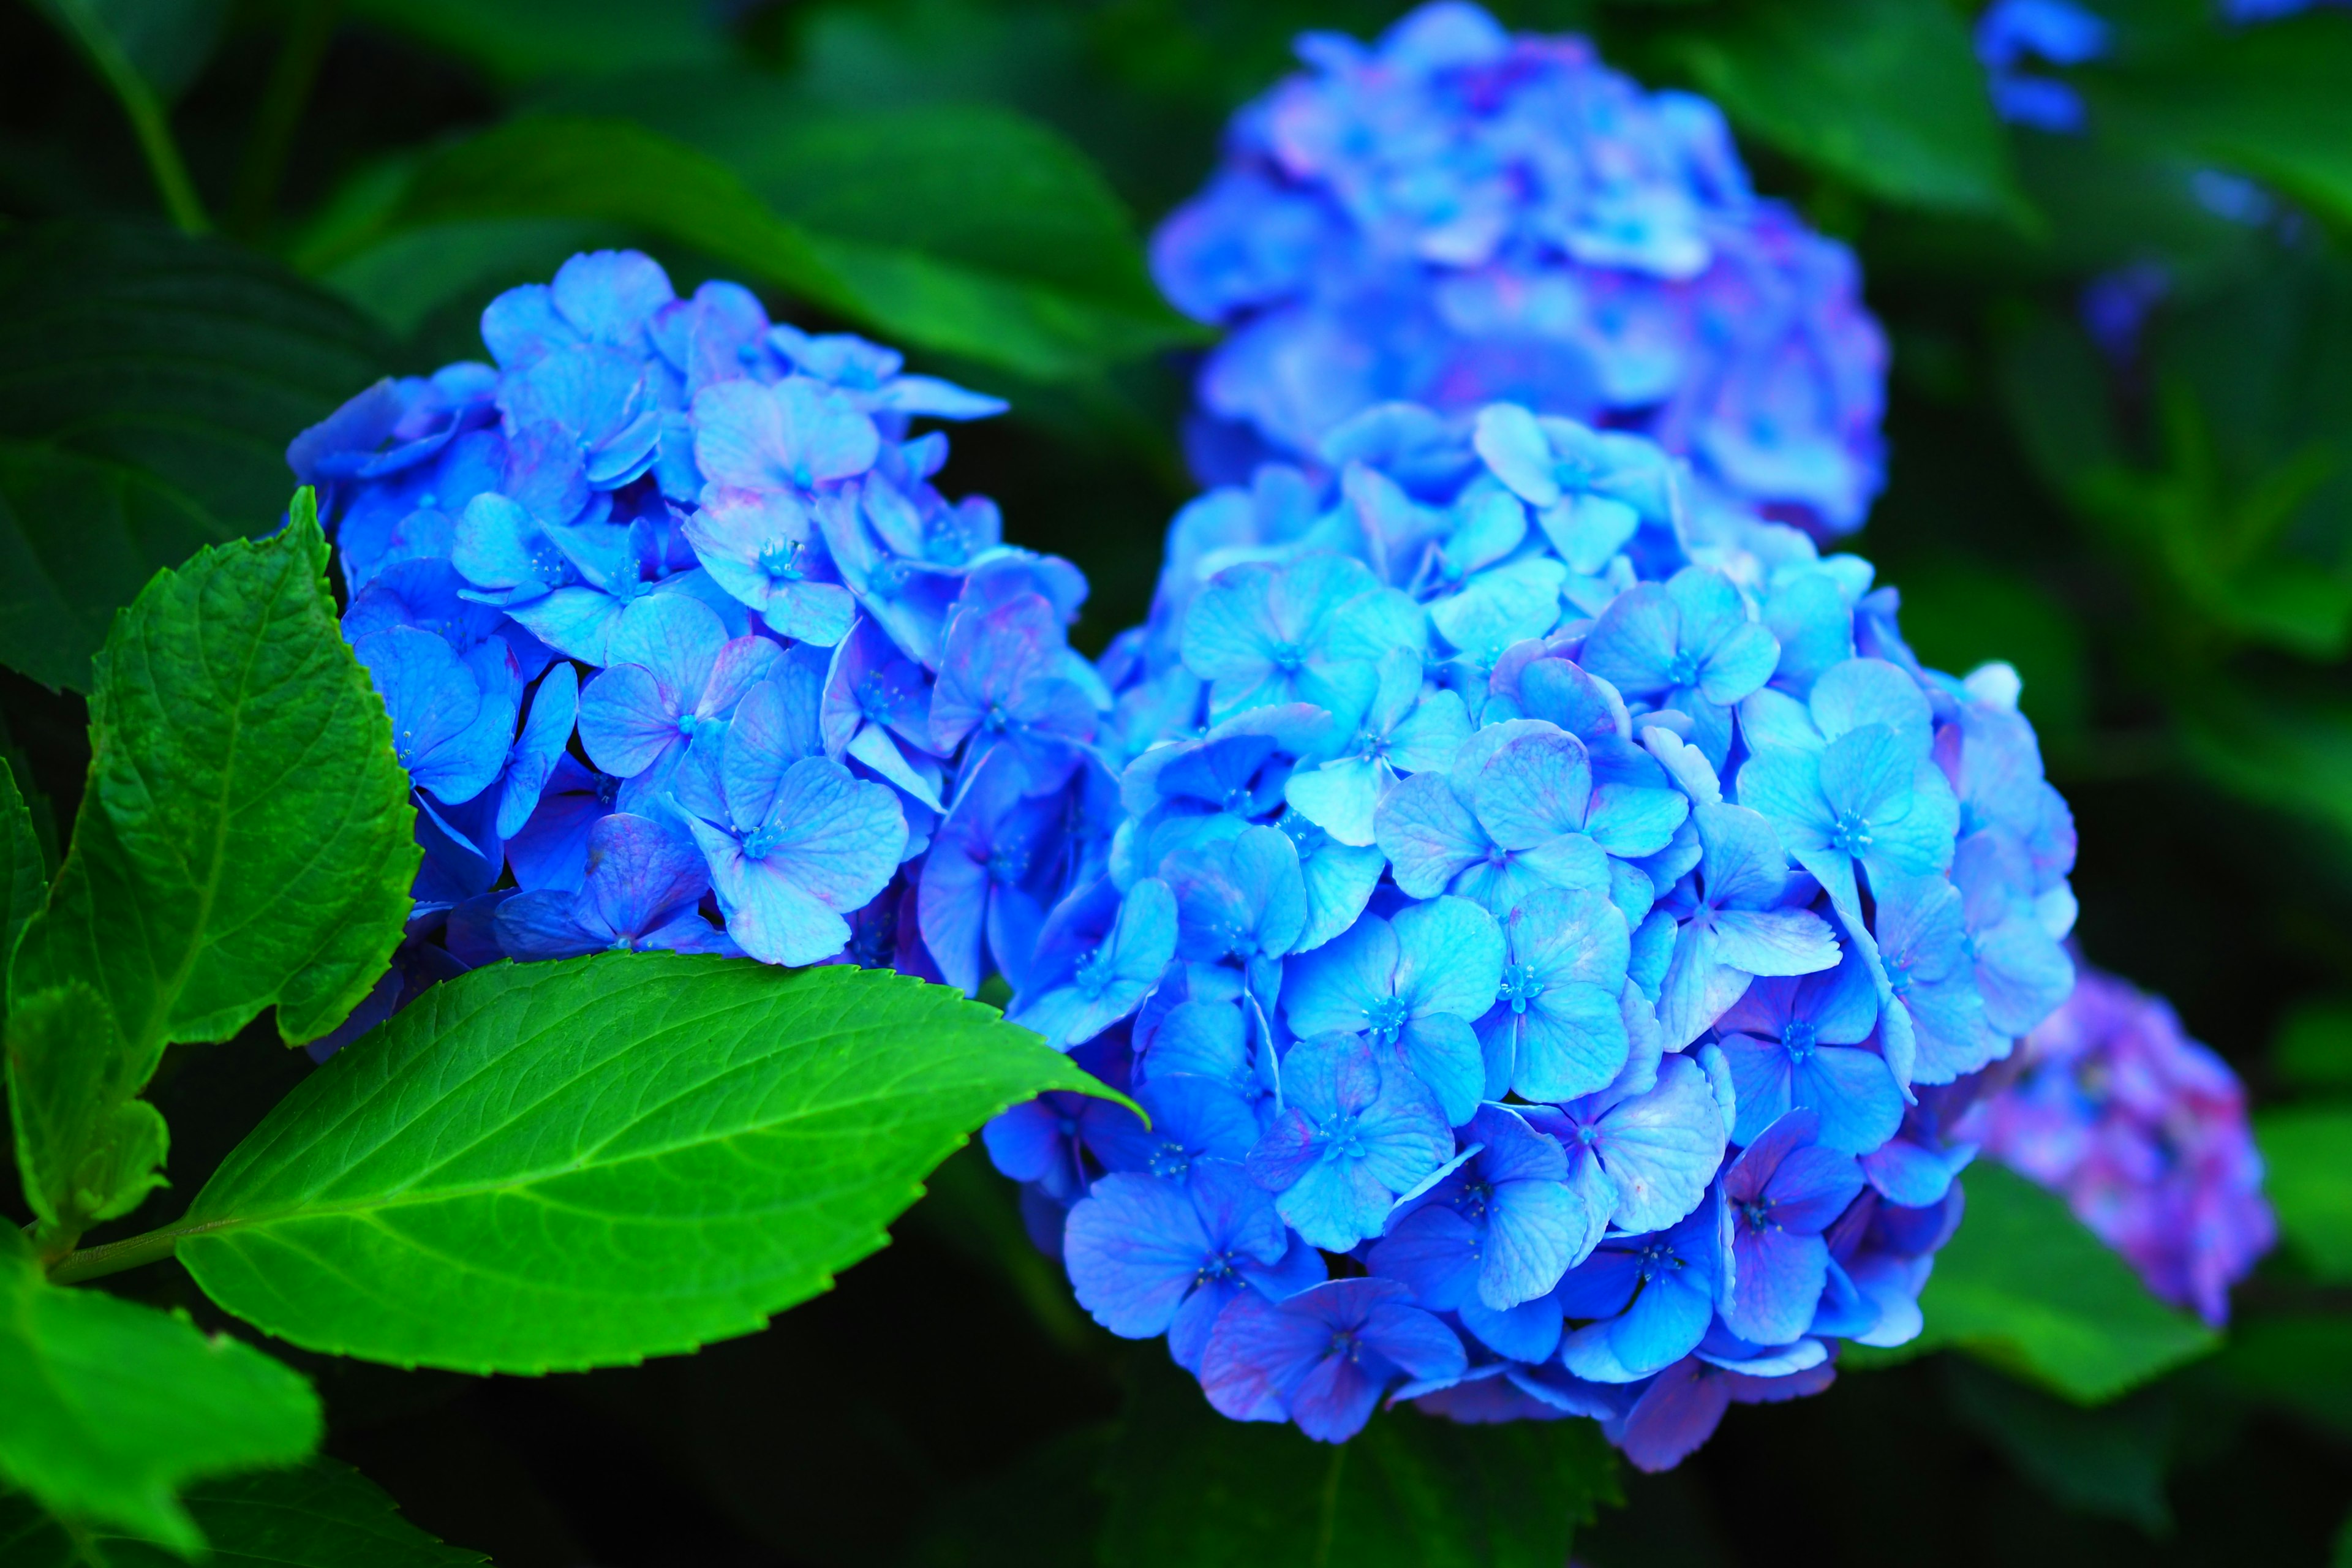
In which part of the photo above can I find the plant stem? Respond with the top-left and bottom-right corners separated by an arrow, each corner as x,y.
230,0 -> 340,241
46,1218 -> 221,1284
52,0 -> 213,236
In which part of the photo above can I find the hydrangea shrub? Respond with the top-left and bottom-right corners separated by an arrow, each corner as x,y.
289,250 -> 1111,1024
1150,1 -> 1888,539
1966,965 -> 2276,1325
992,398 -> 2080,1470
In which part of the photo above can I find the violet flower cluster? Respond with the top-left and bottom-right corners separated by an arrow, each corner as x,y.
1964,965 -> 2274,1325
288,249 -> 1110,1033
1149,2 -> 1888,540
987,397 -> 2079,1470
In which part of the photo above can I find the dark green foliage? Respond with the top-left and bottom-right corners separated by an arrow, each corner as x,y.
1097,1355 -> 1619,1567
0,1457 -> 481,1567
0,225 -> 389,690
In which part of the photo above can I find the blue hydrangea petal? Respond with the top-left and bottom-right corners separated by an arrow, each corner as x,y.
494,662 -> 579,840
1460,1294 -> 1564,1363
1581,583 -> 1680,698
1397,1015 -> 1485,1127
577,664 -> 680,780
1590,1055 -> 1728,1233
1375,771 -> 1488,897
1368,1204 -> 1481,1311
1724,1226 -> 1830,1347
1698,621 -> 1780,706
1283,912 -> 1402,1038
1066,1171 -> 1215,1338
1392,894 -> 1506,1023
492,890 -> 598,961
583,811 -> 710,942
1709,910 -> 1841,978
1790,1046 -> 1904,1156
1809,657 -> 1932,748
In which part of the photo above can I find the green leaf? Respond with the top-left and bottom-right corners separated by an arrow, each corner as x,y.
7,507 -> 418,1235
305,104 -> 1199,382
342,0 -> 729,88
2256,1106 -> 2352,1281
0,1248 -> 320,1553
2178,682 -> 2352,850
1096,1354 -> 1619,1567
2215,1313 -> 2352,1441
0,1458 -> 484,1567
0,221 -> 390,691
2274,1001 -> 2352,1093
0,760 -> 47,997
29,0 -> 226,103
176,956 -> 1118,1373
2087,13 -> 2352,237
8,982 -> 170,1229
1656,0 -> 2019,216
1902,1164 -> 2218,1403
1942,1359 -> 2176,1535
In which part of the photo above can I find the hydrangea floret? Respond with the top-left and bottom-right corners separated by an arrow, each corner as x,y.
992,396 -> 2079,1471
288,249 -> 1112,1034
1149,1 -> 1888,539
1964,963 -> 2275,1325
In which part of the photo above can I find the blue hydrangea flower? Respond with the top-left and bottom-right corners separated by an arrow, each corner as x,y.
1975,0 -> 2110,134
1152,2 -> 1888,537
297,247 -> 1101,1003
1000,392 -> 2075,1468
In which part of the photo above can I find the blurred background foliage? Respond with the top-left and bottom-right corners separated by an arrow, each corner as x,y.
5,0 -> 2352,1563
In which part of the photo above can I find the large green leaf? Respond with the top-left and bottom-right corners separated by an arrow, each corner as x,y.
0,1243 -> 321,1554
28,0 -> 225,103
1096,1356 -> 1619,1567
0,222 -> 388,691
1902,1164 -> 2218,1403
175,955 -> 1117,1373
342,0 -> 729,88
1657,0 -> 2019,216
8,507 -> 418,1236
2257,1106 -> 2352,1280
301,105 -> 1199,382
0,1458 -> 483,1567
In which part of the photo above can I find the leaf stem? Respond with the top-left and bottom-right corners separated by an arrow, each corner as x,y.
52,0 -> 213,236
46,1218 -> 223,1284
230,0 -> 340,241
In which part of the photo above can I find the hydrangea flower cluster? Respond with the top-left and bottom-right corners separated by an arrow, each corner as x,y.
288,249 -> 1110,1030
989,397 -> 2079,1470
1964,964 -> 2274,1325
1148,2 -> 1888,540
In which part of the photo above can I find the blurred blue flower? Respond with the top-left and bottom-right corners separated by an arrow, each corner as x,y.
1152,4 -> 1888,535
1975,0 -> 2109,134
